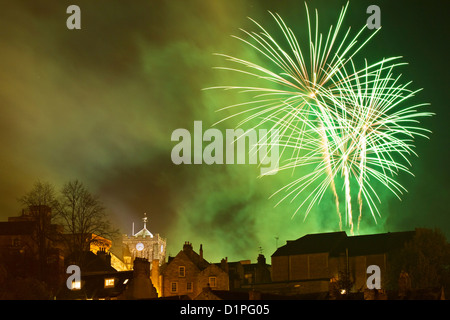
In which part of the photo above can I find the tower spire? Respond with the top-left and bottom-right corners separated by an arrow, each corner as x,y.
133,212 -> 153,238
143,212 -> 148,229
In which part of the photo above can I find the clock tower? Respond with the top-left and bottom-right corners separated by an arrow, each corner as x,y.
122,213 -> 166,270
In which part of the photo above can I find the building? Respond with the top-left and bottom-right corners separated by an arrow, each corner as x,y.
224,254 -> 271,290
119,257 -> 158,300
122,213 -> 166,270
159,241 -> 229,299
60,232 -> 128,271
0,205 -> 65,289
269,230 -> 415,297
57,248 -> 133,300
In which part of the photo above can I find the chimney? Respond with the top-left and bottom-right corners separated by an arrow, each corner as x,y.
221,257 -> 229,273
97,248 -> 111,266
134,257 -> 150,278
199,244 -> 203,259
183,241 -> 193,252
129,258 -> 158,299
257,254 -> 266,265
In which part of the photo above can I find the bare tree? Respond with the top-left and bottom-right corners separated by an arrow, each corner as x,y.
54,180 -> 119,266
18,180 -> 58,281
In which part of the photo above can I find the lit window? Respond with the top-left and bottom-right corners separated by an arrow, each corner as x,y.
171,282 -> 178,293
71,281 -> 81,290
179,266 -> 185,277
104,278 -> 115,288
187,282 -> 193,292
209,277 -> 217,288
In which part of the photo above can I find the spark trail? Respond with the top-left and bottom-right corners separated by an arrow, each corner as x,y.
209,2 -> 433,234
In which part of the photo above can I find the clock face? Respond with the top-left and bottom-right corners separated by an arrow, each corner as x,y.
136,242 -> 144,251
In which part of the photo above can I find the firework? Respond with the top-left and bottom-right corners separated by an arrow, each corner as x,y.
209,2 -> 433,234
208,2 -> 380,144
271,59 -> 433,234
320,59 -> 433,233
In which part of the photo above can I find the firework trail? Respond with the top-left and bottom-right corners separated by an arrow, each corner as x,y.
316,59 -> 434,233
208,1 -> 377,229
209,1 -> 379,147
209,2 -> 433,234
319,121 -> 342,230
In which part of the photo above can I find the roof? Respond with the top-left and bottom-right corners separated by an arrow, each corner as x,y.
65,251 -> 117,273
272,230 -> 416,257
133,227 -> 153,238
133,213 -> 153,238
272,231 -> 347,257
342,231 -> 415,256
56,270 -> 133,300
179,249 -> 210,271
163,243 -> 210,272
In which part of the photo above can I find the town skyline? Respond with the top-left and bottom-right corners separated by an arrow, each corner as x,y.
2,201 -> 447,300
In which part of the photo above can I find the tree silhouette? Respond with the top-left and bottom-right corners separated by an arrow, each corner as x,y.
387,228 -> 450,296
54,179 -> 119,267
18,180 -> 58,282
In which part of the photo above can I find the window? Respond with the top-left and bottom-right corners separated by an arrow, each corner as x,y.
171,282 -> 178,293
12,238 -> 21,247
179,266 -> 185,277
208,277 -> 217,288
187,282 -> 193,292
70,280 -> 81,290
104,278 -> 115,288
244,273 -> 253,284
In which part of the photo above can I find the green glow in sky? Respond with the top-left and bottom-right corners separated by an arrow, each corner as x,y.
0,0 -> 447,263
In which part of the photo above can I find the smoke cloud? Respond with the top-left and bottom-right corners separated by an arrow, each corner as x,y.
0,0 -> 446,262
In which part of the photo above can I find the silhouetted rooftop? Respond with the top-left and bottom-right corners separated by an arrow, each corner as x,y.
272,231 -> 347,256
272,230 -> 416,257
342,231 -> 415,257
0,221 -> 36,235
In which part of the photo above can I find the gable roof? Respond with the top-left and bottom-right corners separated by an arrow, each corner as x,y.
66,251 -> 117,273
163,243 -> 210,272
178,248 -> 210,271
133,227 -> 153,238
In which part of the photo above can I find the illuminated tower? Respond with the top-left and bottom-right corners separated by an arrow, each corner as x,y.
122,213 -> 166,270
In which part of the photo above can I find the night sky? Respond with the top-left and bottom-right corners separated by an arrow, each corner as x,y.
0,0 -> 448,262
